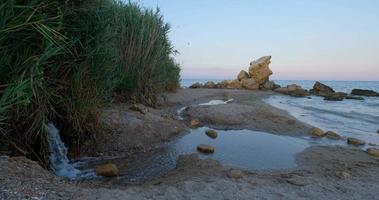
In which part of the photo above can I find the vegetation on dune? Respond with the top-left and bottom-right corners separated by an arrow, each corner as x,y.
0,0 -> 180,166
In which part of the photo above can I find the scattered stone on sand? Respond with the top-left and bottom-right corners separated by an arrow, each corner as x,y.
227,169 -> 245,179
205,130 -> 218,139
129,104 -> 147,114
197,144 -> 215,154
346,96 -> 364,100
310,127 -> 326,137
95,163 -> 119,177
287,175 -> 313,186
310,81 -> 335,96
241,78 -> 259,90
248,56 -> 273,85
324,92 -> 348,101
325,131 -> 342,140
237,70 -> 250,81
336,171 -> 352,179
351,89 -> 379,97
190,82 -> 203,89
347,137 -> 366,146
204,81 -> 216,89
189,119 -> 201,128
367,148 -> 379,157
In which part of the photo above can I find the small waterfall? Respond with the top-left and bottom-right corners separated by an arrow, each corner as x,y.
47,123 -> 95,180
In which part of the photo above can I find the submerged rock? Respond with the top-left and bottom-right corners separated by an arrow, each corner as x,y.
197,144 -> 215,154
347,138 -> 366,146
311,81 -> 335,96
248,56 -> 273,85
241,78 -> 259,90
190,82 -> 203,89
95,163 -> 119,177
351,89 -> 379,97
325,131 -> 342,140
237,70 -> 250,81
324,92 -> 348,101
228,169 -> 244,179
310,127 -> 326,137
367,148 -> 379,157
205,130 -> 218,139
346,96 -> 364,100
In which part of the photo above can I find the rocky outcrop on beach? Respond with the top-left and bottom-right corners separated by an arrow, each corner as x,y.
310,81 -> 335,96
274,84 -> 310,97
190,56 -> 276,91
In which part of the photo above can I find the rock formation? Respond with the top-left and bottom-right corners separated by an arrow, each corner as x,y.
237,70 -> 250,81
351,89 -> 379,97
248,56 -> 273,85
310,81 -> 335,96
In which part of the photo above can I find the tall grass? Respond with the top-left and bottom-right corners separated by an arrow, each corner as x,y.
0,0 -> 180,165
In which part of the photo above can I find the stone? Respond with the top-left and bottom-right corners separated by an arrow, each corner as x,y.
204,81 -> 216,89
129,104 -> 147,114
311,81 -> 335,96
347,137 -> 366,146
228,169 -> 244,179
197,144 -> 215,154
217,80 -> 230,89
95,163 -> 119,177
325,131 -> 342,140
351,89 -> 379,97
377,130 -> 379,134
287,84 -> 302,92
189,119 -> 201,128
287,176 -> 313,186
336,171 -> 352,179
289,89 -> 311,97
346,96 -> 364,100
189,82 -> 203,89
237,70 -> 250,81
227,79 -> 242,89
248,56 -> 273,85
324,92 -> 347,101
205,130 -> 218,139
310,127 -> 326,137
367,148 -> 379,157
241,78 -> 259,90
261,81 -> 277,90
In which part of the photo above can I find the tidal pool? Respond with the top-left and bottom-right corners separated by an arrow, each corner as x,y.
79,127 -> 310,182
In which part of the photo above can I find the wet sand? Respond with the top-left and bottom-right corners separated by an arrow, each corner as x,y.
1,88 -> 379,200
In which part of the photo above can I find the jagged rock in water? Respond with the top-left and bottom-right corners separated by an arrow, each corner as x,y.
241,78 -> 259,90
248,56 -> 273,85
347,137 -> 366,146
310,127 -> 326,137
324,92 -> 347,101
346,96 -> 364,100
311,81 -> 335,96
351,89 -> 379,97
237,70 -> 250,81
205,130 -> 218,139
325,131 -> 342,140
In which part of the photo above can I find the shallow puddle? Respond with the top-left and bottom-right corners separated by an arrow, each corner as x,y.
79,127 -> 311,183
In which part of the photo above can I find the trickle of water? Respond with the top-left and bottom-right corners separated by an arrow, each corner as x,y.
47,123 -> 95,180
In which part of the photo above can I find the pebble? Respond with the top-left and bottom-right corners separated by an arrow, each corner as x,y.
197,144 -> 215,154
227,169 -> 245,179
347,138 -> 366,146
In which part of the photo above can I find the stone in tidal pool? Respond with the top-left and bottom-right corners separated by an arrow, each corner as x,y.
367,148 -> 379,157
205,130 -> 218,139
347,138 -> 366,146
189,119 -> 201,128
310,127 -> 326,137
197,144 -> 215,154
95,163 -> 119,177
325,131 -> 342,140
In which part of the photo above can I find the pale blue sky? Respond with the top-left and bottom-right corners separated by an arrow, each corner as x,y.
133,0 -> 379,80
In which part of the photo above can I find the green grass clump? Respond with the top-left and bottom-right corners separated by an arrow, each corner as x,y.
0,0 -> 180,165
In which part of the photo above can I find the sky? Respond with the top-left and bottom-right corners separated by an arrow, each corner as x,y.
132,0 -> 379,81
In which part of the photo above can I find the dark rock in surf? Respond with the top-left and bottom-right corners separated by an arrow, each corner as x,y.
351,89 -> 379,97
346,96 -> 364,100
347,137 -> 366,146
324,92 -> 348,101
310,81 -> 335,96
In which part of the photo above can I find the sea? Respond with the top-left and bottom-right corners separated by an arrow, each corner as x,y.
181,79 -> 379,145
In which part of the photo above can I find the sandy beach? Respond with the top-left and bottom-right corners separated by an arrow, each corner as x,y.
1,88 -> 379,200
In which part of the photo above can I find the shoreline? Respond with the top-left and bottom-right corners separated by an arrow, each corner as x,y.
1,88 -> 379,199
